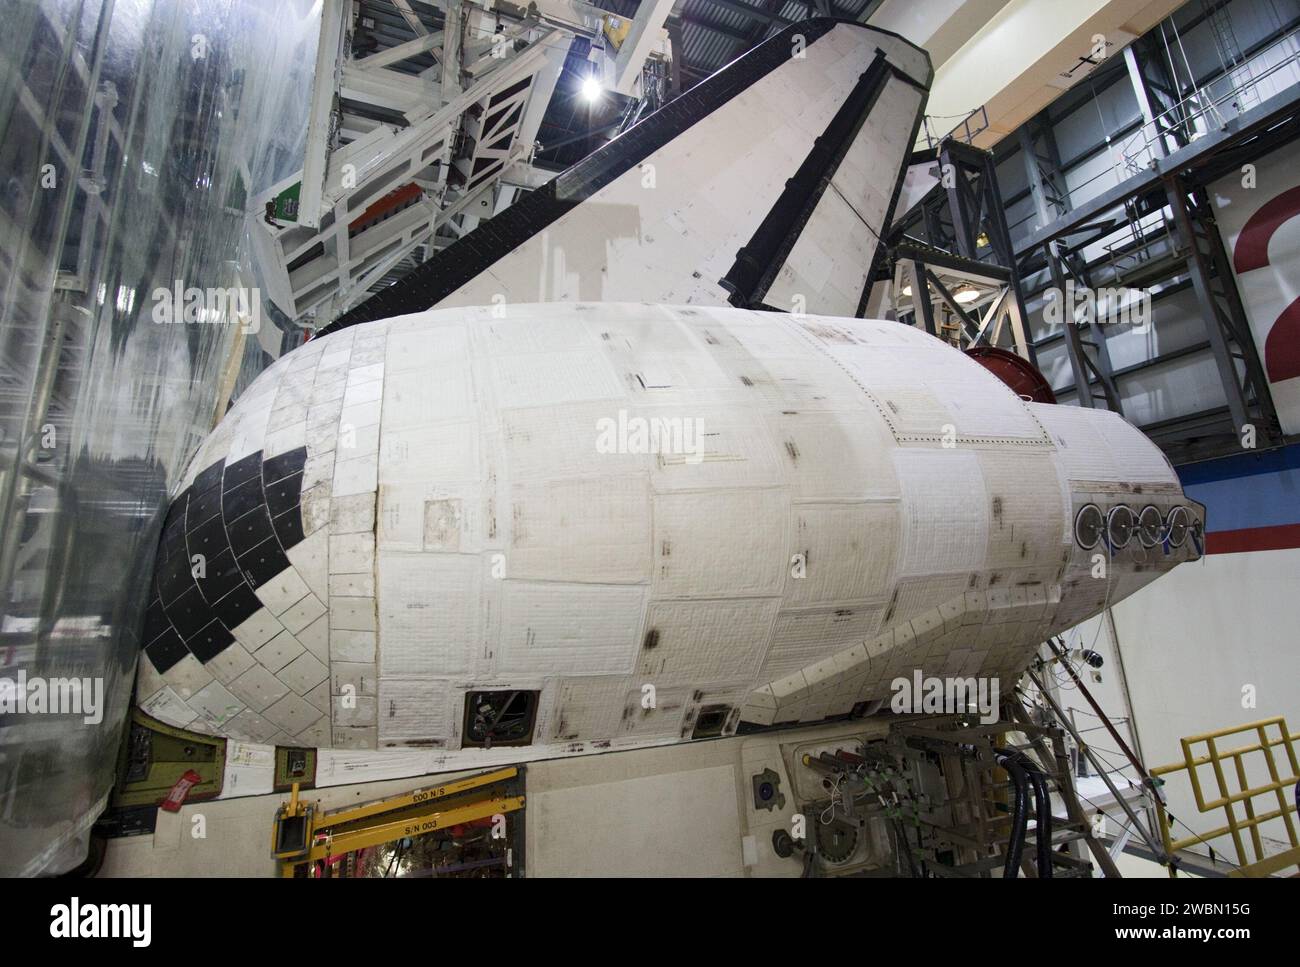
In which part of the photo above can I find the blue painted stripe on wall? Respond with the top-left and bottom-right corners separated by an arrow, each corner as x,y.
1176,441 -> 1300,486
1176,442 -> 1300,533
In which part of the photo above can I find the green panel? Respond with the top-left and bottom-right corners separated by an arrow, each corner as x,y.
111,711 -> 226,808
271,181 -> 301,222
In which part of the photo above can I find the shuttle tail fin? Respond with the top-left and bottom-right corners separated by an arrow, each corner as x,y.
320,18 -> 932,333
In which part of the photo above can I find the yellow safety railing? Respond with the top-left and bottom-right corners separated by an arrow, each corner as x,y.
1151,717 -> 1299,877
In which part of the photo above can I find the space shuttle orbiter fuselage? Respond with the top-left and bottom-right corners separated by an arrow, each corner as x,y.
132,20 -> 1203,761
135,302 -> 1202,754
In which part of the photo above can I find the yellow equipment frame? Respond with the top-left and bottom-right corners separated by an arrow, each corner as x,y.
272,766 -> 525,876
1151,717 -> 1299,877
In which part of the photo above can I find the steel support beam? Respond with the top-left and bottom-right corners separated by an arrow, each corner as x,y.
441,0 -> 463,98
391,0 -> 430,36
1164,174 -> 1281,445
927,270 -> 981,343
1019,125 -> 1055,230
938,139 -> 1036,365
1124,43 -> 1177,160
1018,116 -> 1070,232
910,259 -> 936,336
939,142 -> 979,260
1042,239 -> 1121,411
609,0 -> 675,96
664,16 -> 685,97
354,30 -> 443,71
299,0 -> 350,228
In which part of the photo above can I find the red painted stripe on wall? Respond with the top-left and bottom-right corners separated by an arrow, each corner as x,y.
1206,522 -> 1300,554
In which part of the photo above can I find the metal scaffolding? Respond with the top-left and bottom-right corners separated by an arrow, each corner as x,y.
998,3 -> 1300,462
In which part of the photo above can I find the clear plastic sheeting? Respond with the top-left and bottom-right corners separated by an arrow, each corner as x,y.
0,0 -> 320,875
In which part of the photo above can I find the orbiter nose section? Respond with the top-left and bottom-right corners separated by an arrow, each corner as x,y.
136,443 -> 329,743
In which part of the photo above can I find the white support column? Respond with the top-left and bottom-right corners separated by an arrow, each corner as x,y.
353,31 -> 443,71
610,0 -> 675,96
299,0 -> 350,229
391,0 -> 430,36
442,0 -> 463,99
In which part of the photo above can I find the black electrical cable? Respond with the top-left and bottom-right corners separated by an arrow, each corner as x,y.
997,747 -> 1054,878
994,752 -> 1030,878
999,748 -> 1054,878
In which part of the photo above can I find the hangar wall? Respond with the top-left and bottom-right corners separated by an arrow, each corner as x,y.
994,0 -> 1300,423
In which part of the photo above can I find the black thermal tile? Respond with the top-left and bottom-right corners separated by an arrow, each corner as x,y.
187,513 -> 231,562
159,518 -> 187,563
186,619 -> 234,663
238,536 -> 289,588
273,506 -> 305,551
156,545 -> 198,605
145,627 -> 189,674
162,584 -> 213,642
221,474 -> 264,522
262,446 -> 308,484
264,471 -> 303,519
193,458 -> 224,495
223,451 -> 263,492
159,490 -> 189,558
186,482 -> 222,530
194,549 -> 245,605
141,598 -> 171,646
161,491 -> 188,533
227,506 -> 275,558
213,583 -> 261,630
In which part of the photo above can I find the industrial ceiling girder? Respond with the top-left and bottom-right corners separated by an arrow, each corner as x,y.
676,13 -> 753,44
1013,84 -> 1300,256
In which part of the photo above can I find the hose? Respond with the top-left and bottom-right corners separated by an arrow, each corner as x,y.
994,751 -> 1030,878
997,747 -> 1054,878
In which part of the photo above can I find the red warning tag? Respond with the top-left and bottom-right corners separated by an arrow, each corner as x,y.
160,769 -> 203,812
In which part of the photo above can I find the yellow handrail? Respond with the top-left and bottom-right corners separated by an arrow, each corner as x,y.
1151,717 -> 1299,877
